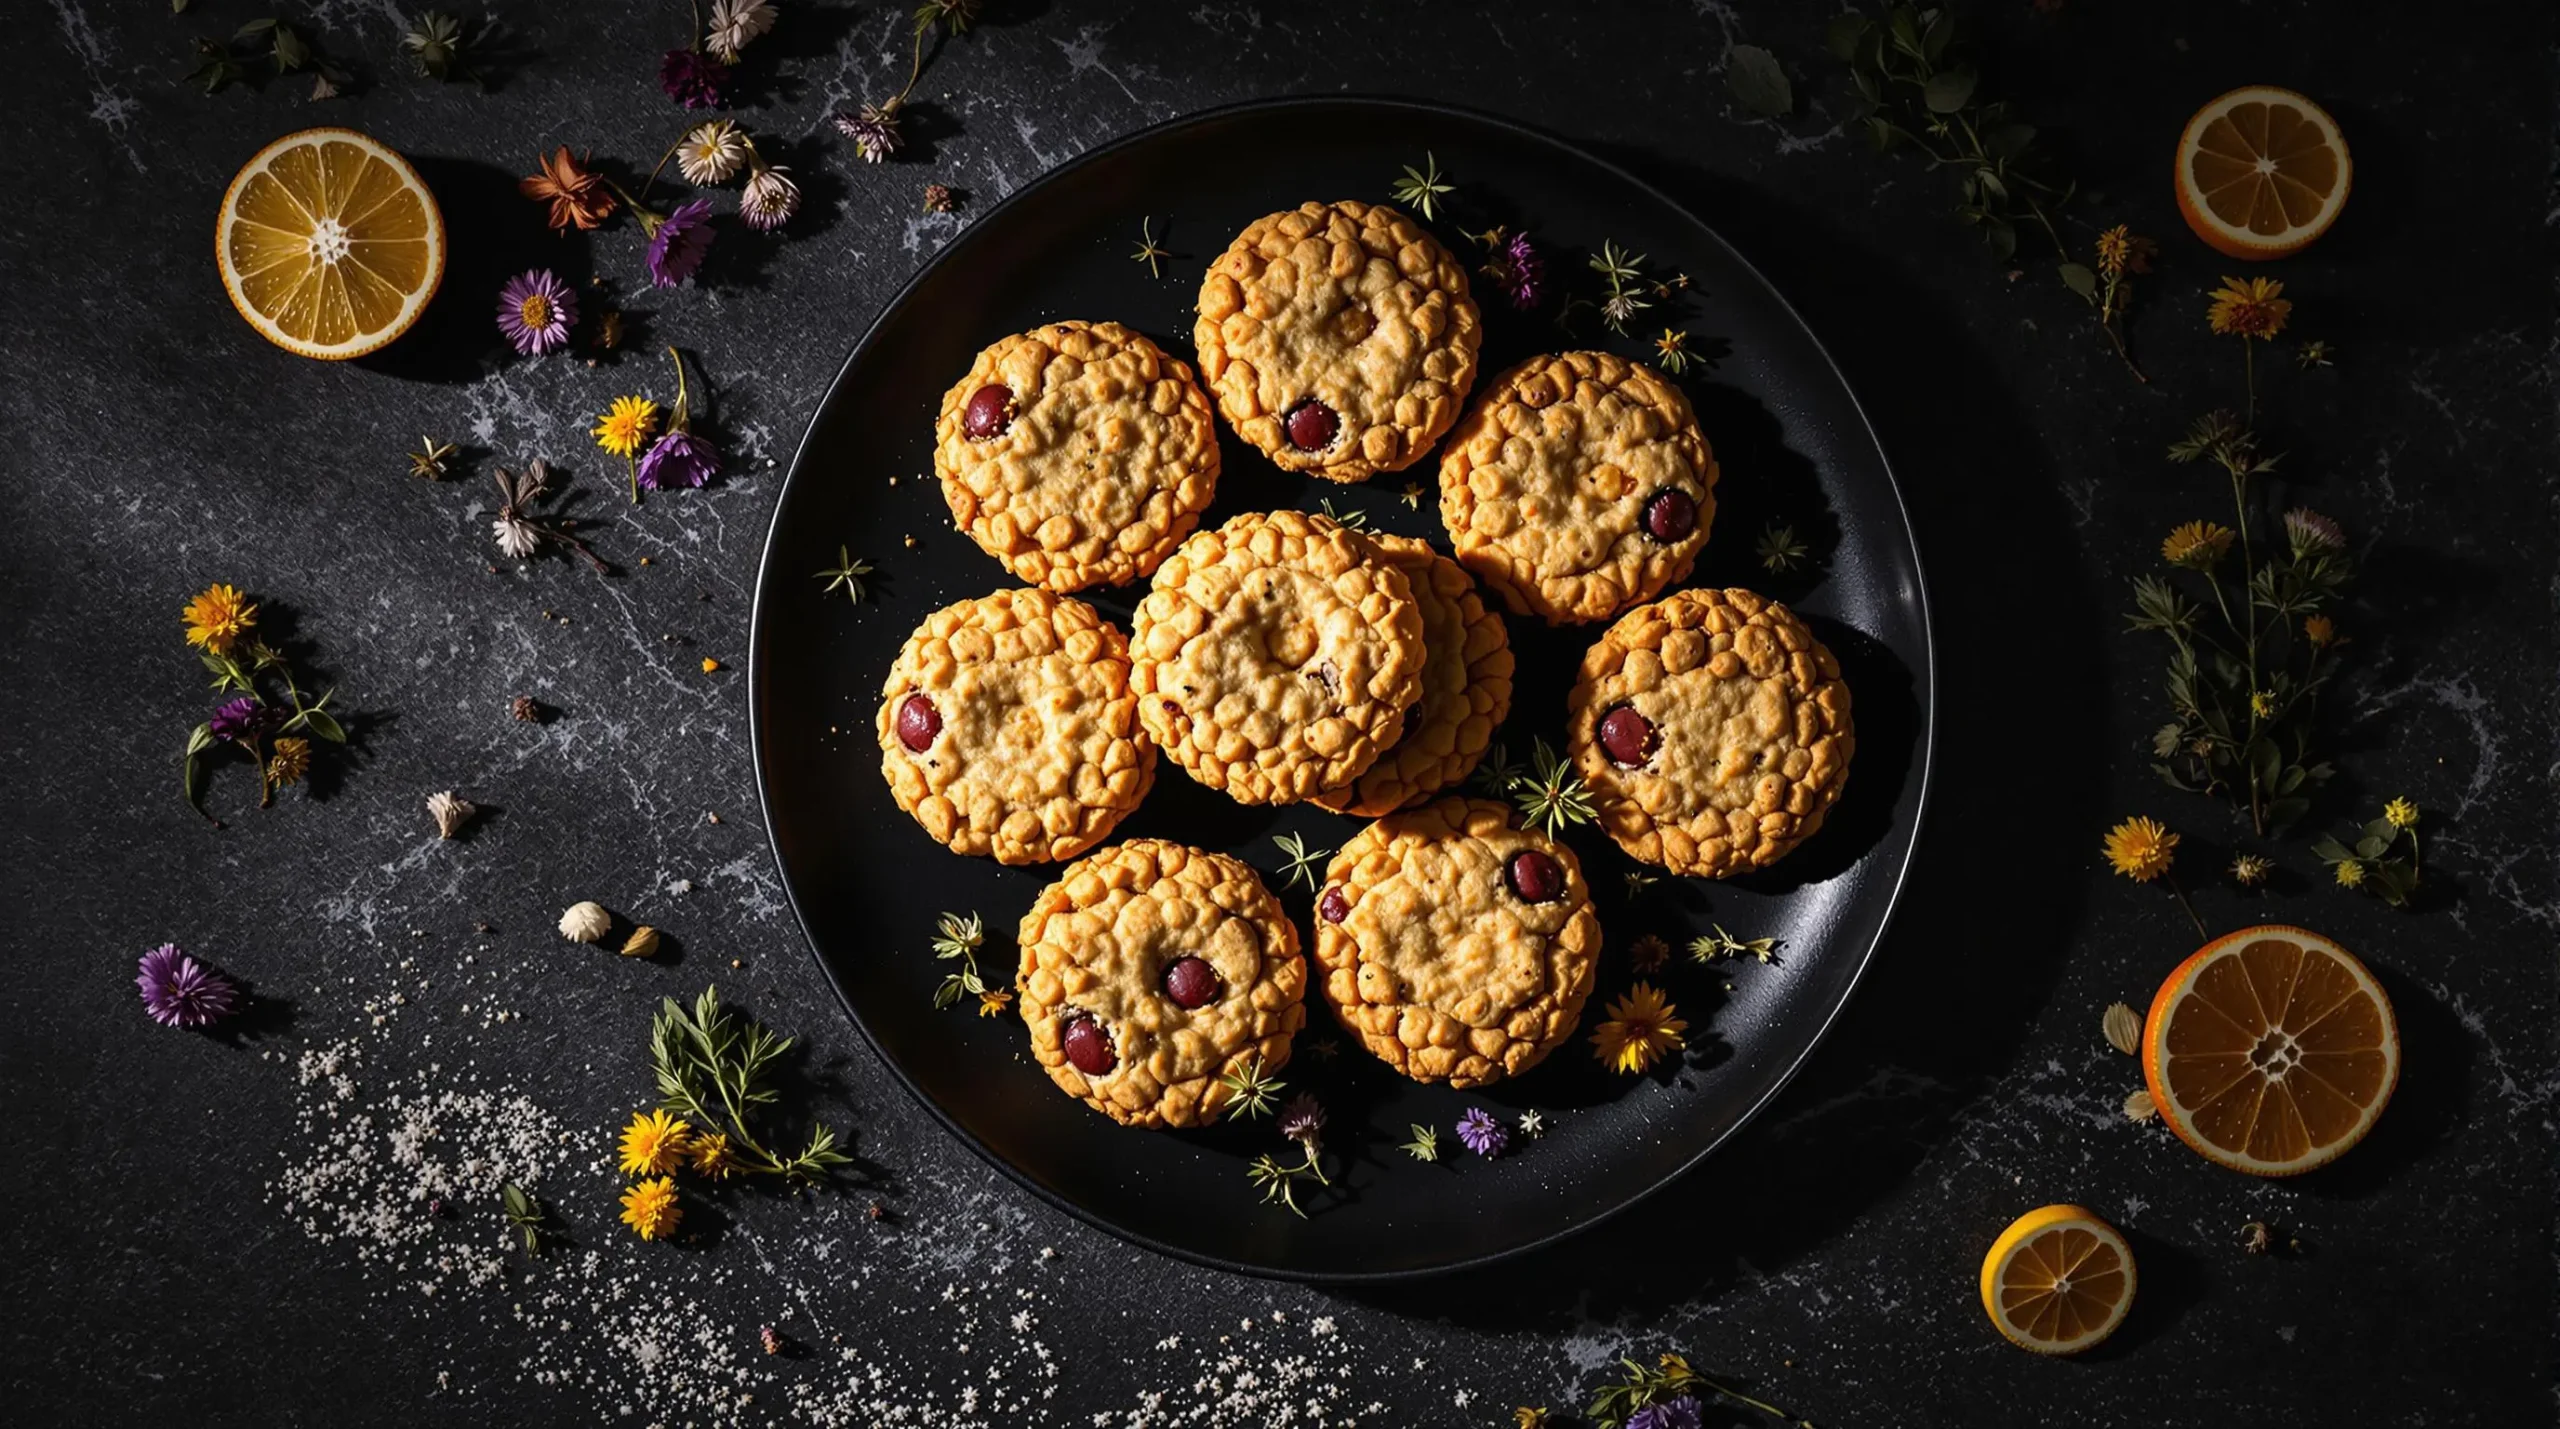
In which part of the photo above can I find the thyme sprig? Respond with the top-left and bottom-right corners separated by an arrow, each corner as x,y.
649,986 -> 852,1181
1690,925 -> 1783,965
1218,1055 -> 1285,1121
1509,737 -> 1597,837
814,546 -> 874,604
2132,412 -> 2350,834
1246,1143 -> 1328,1218
1272,832 -> 1332,892
500,1181 -> 547,1255
1130,217 -> 1169,279
928,912 -> 996,1010
1389,151 -> 1453,221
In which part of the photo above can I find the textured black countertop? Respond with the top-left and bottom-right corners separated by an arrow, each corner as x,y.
7,2 -> 2553,1424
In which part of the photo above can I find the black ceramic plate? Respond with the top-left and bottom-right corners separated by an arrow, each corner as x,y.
751,97 -> 1933,1282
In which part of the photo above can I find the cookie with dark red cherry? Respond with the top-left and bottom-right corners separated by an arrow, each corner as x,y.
1193,200 -> 1483,484
1015,839 -> 1308,1128
1131,509 -> 1426,805
1310,797 -> 1601,1087
1311,533 -> 1513,817
935,320 -> 1221,592
1439,351 -> 1718,624
876,588 -> 1156,865
1564,587 -> 1854,878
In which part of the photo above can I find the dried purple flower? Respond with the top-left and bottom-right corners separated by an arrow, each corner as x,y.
2284,507 -> 2346,556
646,199 -> 718,288
739,164 -> 800,231
1277,1092 -> 1327,1149
833,102 -> 902,164
1482,229 -> 1546,311
637,430 -> 721,491
495,269 -> 578,356
1627,1397 -> 1703,1429
658,48 -> 731,109
137,944 -> 241,1028
207,695 -> 273,744
1454,1106 -> 1509,1158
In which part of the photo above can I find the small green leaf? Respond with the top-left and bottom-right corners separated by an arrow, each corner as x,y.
2355,834 -> 2390,860
235,17 -> 276,37
1726,44 -> 1793,118
2361,817 -> 2396,845
1923,66 -> 1977,114
272,24 -> 309,70
1823,14 -> 1869,61
1920,8 -> 1954,63
2058,262 -> 2097,301
2310,834 -> 2352,862
1983,123 -> 2037,161
302,709 -> 347,743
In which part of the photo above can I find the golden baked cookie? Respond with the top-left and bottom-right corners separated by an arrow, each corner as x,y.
1131,510 -> 1426,805
1015,839 -> 1307,1128
1311,797 -> 1601,1087
1193,200 -> 1483,484
1439,351 -> 1719,624
1565,588 -> 1854,878
934,320 -> 1220,591
1311,533 -> 1513,817
877,588 -> 1156,865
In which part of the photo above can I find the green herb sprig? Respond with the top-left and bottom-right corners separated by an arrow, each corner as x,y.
1271,832 -> 1332,893
1389,151 -> 1453,221
1509,737 -> 1597,837
1689,925 -> 1782,965
2131,412 -> 2350,834
649,986 -> 852,1181
2313,800 -> 2422,908
1246,1143 -> 1328,1218
500,1182 -> 547,1255
1588,1353 -> 1815,1429
1218,1056 -> 1286,1121
928,912 -> 996,1010
1399,1124 -> 1441,1162
814,546 -> 875,604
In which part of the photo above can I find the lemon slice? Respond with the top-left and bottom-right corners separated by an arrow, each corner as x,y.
1980,1204 -> 2136,1355
216,128 -> 446,360
2173,86 -> 2351,260
2142,924 -> 2399,1177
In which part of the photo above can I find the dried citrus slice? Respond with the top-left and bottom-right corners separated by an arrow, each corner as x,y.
2142,925 -> 2399,1176
2174,85 -> 2350,260
1979,1204 -> 2136,1355
216,128 -> 446,360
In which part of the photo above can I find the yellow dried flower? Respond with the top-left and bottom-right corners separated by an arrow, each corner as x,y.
2161,520 -> 2234,569
620,925 -> 661,959
267,736 -> 311,787
1627,934 -> 1670,975
2095,224 -> 2154,278
2383,797 -> 2419,829
619,1176 -> 682,1240
182,583 -> 258,654
1515,1411 -> 1551,1429
2250,690 -> 2279,719
977,988 -> 1013,1017
2207,275 -> 2291,340
2303,614 -> 2337,648
2334,858 -> 2366,889
617,1108 -> 692,1176
689,1130 -> 739,1179
1591,982 -> 1686,1074
592,395 -> 660,458
2230,853 -> 2274,888
2103,817 -> 2177,883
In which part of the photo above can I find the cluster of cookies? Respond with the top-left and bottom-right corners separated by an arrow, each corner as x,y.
875,200 -> 1855,1129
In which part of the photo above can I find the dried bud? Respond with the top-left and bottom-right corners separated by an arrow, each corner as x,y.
427,790 -> 477,839
2101,1002 -> 2142,1056
760,1324 -> 783,1356
558,901 -> 611,943
620,925 -> 661,959
2123,1088 -> 2158,1123
510,695 -> 546,723
2239,1220 -> 2274,1255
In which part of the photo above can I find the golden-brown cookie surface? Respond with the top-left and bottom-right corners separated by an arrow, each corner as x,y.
1193,201 -> 1482,484
1311,797 -> 1601,1087
1311,533 -> 1513,818
934,320 -> 1220,591
1015,839 -> 1307,1128
876,588 -> 1155,865
1131,510 -> 1425,805
1565,588 -> 1854,878
1439,351 -> 1718,624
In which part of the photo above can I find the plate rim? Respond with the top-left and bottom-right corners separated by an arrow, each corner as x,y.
748,92 -> 1939,1284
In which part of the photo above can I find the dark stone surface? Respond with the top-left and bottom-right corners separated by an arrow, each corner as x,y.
5,1 -> 2553,1424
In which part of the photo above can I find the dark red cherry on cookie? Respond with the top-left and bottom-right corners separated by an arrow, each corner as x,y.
1598,704 -> 1656,767
1163,956 -> 1221,1009
1318,886 -> 1350,924
1284,398 -> 1340,453
1060,1014 -> 1115,1075
961,383 -> 1014,441
1641,488 -> 1699,543
895,693 -> 941,751
1505,849 -> 1565,904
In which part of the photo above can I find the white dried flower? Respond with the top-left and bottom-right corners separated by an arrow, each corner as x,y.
739,164 -> 799,231
705,0 -> 778,62
491,512 -> 541,560
676,119 -> 751,185
426,789 -> 476,839
557,901 -> 612,943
